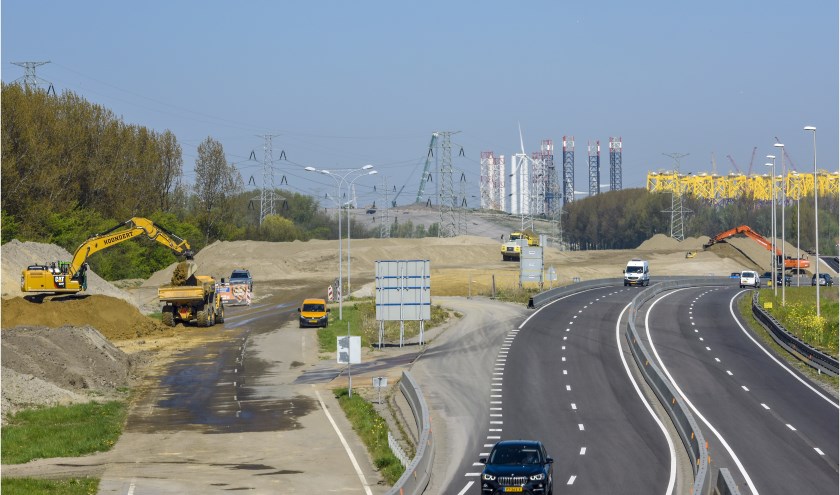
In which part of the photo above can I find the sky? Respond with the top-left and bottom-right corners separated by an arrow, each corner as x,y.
2,0 -> 838,211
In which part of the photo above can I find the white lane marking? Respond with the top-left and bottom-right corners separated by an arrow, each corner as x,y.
314,389 -> 373,495
571,403 -> 577,410
646,290 -> 757,495
567,475 -> 577,485
563,336 -> 568,340
726,371 -> 733,376
490,401 -> 502,404
705,346 -> 711,351
786,424 -> 797,431
484,443 -> 494,447
566,385 -> 571,391
578,424 -> 585,431
579,447 -> 587,455
615,302 -> 677,495
491,395 -> 502,398
464,472 -> 481,477
472,462 -> 483,466
563,370 -> 568,375
699,337 -> 704,341
761,403 -> 770,410
490,414 -> 503,417
562,357 -> 566,362
489,428 -> 502,432
815,448 -> 825,455
457,481 -> 476,495
741,386 -> 750,392
127,479 -> 137,495
491,407 -> 502,411
727,292 -> 839,409
562,346 -> 566,350
491,421 -> 503,424
488,435 -> 500,439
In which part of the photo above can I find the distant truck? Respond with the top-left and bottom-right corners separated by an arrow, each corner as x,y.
501,230 -> 539,261
624,259 -> 650,286
159,273 -> 225,327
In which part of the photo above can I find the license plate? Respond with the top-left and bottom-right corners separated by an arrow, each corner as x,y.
504,488 -> 523,493
310,319 -> 318,323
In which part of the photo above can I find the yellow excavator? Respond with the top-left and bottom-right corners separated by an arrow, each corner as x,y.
21,217 -> 194,294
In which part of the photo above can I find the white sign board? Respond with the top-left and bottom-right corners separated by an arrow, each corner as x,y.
520,246 -> 544,284
375,260 -> 431,321
372,376 -> 388,388
337,336 -> 361,364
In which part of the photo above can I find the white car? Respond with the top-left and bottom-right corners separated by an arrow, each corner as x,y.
739,270 -> 760,288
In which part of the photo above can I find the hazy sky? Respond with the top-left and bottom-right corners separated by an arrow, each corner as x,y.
2,1 -> 838,209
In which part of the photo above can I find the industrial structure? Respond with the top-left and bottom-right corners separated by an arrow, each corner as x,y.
479,151 -> 506,211
609,137 -> 623,191
562,137 -> 575,205
647,170 -> 840,202
588,140 -> 601,196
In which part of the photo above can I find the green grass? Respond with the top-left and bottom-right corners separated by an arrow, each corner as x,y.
333,388 -> 404,484
738,291 -> 838,390
757,286 -> 839,356
0,477 -> 99,495
317,299 -> 452,353
1,401 -> 127,465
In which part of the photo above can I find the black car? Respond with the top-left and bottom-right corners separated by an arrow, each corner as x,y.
480,440 -> 553,495
812,273 -> 834,286
775,272 -> 792,286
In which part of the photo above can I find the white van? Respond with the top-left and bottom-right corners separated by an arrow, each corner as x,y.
624,259 -> 650,287
739,270 -> 760,288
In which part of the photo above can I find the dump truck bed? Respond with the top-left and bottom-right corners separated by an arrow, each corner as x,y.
158,285 -> 208,303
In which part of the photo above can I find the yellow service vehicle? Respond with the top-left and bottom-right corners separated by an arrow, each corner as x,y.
297,298 -> 330,328
501,230 -> 539,261
21,217 -> 193,294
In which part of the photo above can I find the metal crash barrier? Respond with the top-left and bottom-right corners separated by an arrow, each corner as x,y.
751,292 -> 838,376
385,371 -> 434,495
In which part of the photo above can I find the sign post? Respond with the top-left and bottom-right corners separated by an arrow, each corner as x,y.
337,323 -> 361,397
372,376 -> 387,404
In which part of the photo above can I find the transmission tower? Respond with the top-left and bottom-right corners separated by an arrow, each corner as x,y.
542,139 -> 558,217
458,170 -> 468,235
437,131 -> 459,237
378,178 -> 391,238
662,152 -> 692,241
609,137 -> 623,191
588,140 -> 601,196
259,134 -> 280,224
562,136 -> 575,205
11,61 -> 54,93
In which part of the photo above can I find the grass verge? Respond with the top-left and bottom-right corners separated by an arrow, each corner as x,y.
1,401 -> 127,465
737,291 -> 838,391
0,477 -> 99,495
756,286 -> 839,356
333,387 -> 404,484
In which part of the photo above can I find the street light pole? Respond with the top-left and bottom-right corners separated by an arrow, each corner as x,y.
766,156 -> 777,296
346,168 -> 377,297
804,126 -> 820,317
305,165 -> 377,320
774,143 -> 786,306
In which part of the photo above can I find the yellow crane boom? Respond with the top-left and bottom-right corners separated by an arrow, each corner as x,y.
21,217 -> 193,294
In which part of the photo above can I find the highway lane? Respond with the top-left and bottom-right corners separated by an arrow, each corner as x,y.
441,286 -> 677,494
642,286 -> 839,495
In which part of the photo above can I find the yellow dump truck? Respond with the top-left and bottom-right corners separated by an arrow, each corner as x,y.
158,274 -> 225,327
501,230 -> 539,261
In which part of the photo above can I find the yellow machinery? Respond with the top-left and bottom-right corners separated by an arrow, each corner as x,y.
158,275 -> 224,327
501,230 -> 539,261
21,217 -> 193,294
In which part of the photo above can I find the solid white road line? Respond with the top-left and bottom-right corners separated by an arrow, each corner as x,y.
579,447 -> 586,455
615,302 -> 677,495
457,481 -> 475,495
645,290 -> 757,495
567,475 -> 577,485
814,448 -> 825,455
314,389 -> 373,495
727,292 -> 839,408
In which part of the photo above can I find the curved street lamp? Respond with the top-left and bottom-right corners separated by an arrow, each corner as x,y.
804,125 -> 820,316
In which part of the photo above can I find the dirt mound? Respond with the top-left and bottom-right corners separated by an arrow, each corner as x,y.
1,239 -> 138,304
1,325 -> 138,422
1,295 -> 175,341
637,234 -> 682,250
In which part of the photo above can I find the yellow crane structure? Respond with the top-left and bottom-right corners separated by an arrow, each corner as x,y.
647,170 -> 840,203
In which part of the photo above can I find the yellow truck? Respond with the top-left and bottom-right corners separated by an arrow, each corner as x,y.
158,274 -> 225,327
501,230 -> 539,261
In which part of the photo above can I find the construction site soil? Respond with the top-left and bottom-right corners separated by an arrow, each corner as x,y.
0,226 -> 808,427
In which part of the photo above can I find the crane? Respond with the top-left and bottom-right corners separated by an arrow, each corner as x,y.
747,146 -> 757,175
774,136 -> 798,171
726,155 -> 741,174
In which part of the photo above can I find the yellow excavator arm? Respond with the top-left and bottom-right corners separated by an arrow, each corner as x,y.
21,217 -> 193,294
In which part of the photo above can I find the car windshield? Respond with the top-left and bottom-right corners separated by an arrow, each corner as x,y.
303,303 -> 324,312
230,272 -> 249,280
626,266 -> 643,273
488,445 -> 541,465
741,272 -> 753,277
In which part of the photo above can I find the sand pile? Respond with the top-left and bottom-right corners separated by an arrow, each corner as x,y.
637,234 -> 710,251
1,240 -> 137,303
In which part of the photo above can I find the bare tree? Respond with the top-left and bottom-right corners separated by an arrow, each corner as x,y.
156,130 -> 183,211
194,137 -> 242,243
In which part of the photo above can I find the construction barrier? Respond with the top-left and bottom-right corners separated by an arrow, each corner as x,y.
385,371 -> 434,495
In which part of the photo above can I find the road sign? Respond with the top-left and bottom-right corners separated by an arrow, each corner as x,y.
337,336 -> 361,364
327,285 -> 334,302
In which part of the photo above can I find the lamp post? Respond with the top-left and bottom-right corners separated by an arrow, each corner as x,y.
794,171 -> 800,286
766,156 -> 777,296
305,165 -> 376,320
774,143 -> 786,306
804,125 -> 820,317
346,168 -> 377,297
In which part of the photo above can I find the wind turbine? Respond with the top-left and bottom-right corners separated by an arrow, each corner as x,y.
509,123 -> 533,231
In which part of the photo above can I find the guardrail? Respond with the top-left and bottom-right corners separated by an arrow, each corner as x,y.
751,292 -> 839,376
385,371 -> 434,495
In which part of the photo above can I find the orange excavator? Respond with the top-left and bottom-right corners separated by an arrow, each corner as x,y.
704,225 -> 810,270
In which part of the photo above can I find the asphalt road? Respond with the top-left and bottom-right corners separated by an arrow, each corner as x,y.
431,287 -> 679,495
641,286 -> 839,495
95,281 -> 385,495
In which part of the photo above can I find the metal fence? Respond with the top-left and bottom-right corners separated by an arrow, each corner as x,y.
385,371 -> 434,495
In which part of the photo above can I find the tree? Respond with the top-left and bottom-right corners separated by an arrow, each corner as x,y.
260,214 -> 301,241
193,137 -> 242,244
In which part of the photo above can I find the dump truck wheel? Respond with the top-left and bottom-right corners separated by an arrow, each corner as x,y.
162,311 -> 175,327
196,310 -> 209,327
216,305 -> 225,324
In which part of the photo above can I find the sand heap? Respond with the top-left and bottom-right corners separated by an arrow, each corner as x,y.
637,234 -> 710,251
